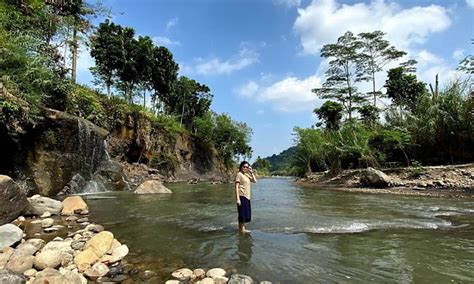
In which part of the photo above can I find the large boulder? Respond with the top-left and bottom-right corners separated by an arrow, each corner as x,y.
74,249 -> 99,271
0,224 -> 23,249
0,175 -> 28,224
134,180 -> 172,194
61,196 -> 88,215
27,195 -> 62,216
360,167 -> 391,188
84,231 -> 114,258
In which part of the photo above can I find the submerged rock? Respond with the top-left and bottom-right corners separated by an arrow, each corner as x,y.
134,180 -> 172,194
229,274 -> 253,284
0,175 -> 28,225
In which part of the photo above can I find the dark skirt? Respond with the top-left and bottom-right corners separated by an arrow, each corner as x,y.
237,196 -> 251,223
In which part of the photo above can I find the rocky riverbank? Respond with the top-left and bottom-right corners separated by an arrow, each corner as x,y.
297,164 -> 474,198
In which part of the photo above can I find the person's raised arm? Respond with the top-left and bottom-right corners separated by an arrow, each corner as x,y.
248,166 -> 257,183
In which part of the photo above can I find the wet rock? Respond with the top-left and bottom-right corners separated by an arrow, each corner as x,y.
171,268 -> 193,280
74,249 -> 99,271
84,262 -> 109,279
0,224 -> 23,249
76,217 -> 89,223
27,195 -> 63,216
5,255 -> 34,274
62,196 -> 88,216
33,250 -> 63,270
140,270 -> 157,280
229,274 -> 253,284
206,268 -> 226,279
0,269 -> 26,284
41,218 -> 54,228
194,268 -> 206,279
97,274 -> 128,282
134,180 -> 172,194
360,168 -> 391,188
85,224 -> 104,233
105,264 -> 123,277
84,231 -> 114,258
109,245 -> 128,263
0,175 -> 28,224
65,216 -> 79,222
79,209 -> 89,215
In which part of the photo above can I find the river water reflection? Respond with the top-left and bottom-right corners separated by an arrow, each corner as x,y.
82,178 -> 474,283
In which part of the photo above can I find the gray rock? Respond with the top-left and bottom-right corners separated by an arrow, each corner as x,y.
0,175 -> 28,225
134,180 -> 172,194
84,262 -> 109,279
0,224 -> 23,249
206,268 -> 226,279
42,240 -> 74,255
360,167 -> 391,188
0,269 -> 26,284
27,195 -> 63,216
229,274 -> 253,284
71,240 -> 86,250
85,224 -> 104,233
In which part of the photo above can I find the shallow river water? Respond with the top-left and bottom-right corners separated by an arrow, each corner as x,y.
82,178 -> 474,283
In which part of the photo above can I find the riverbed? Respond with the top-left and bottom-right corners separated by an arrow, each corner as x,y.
82,178 -> 474,283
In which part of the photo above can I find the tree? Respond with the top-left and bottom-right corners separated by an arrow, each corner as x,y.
457,39 -> 473,75
358,31 -> 406,106
150,46 -> 179,112
252,156 -> 270,174
312,31 -> 367,120
385,67 -> 426,113
358,104 -> 379,129
116,27 -> 139,104
89,20 -> 124,97
134,36 -> 154,107
168,77 -> 212,129
313,100 -> 343,130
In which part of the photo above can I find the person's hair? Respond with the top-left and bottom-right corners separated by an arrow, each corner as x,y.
239,161 -> 250,172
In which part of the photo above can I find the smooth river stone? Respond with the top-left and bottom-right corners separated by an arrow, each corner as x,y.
0,224 -> 23,249
171,268 -> 193,280
206,268 -> 226,278
74,249 -> 99,271
84,231 -> 114,258
62,196 -> 88,215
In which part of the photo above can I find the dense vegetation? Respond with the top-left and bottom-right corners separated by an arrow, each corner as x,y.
262,32 -> 473,176
0,0 -> 252,172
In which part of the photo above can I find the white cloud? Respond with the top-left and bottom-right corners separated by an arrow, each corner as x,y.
166,17 -> 179,30
152,36 -> 181,46
293,0 -> 451,54
184,45 -> 259,76
273,0 -> 301,8
236,81 -> 259,97
467,0 -> 474,8
257,75 -> 324,112
452,49 -> 465,61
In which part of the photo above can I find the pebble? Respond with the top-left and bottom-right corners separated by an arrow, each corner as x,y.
40,212 -> 51,218
76,217 -> 89,223
41,218 -> 54,228
171,268 -> 193,280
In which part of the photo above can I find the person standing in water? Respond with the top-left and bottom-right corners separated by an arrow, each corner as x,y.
235,161 -> 257,234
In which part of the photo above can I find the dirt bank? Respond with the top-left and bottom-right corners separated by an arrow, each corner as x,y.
297,163 -> 474,198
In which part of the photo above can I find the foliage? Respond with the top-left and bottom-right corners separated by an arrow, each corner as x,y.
385,67 -> 427,113
195,112 -> 253,169
358,31 -> 406,105
312,31 -> 368,120
314,100 -> 343,130
252,156 -> 270,175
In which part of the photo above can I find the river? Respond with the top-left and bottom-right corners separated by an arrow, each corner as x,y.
82,177 -> 474,283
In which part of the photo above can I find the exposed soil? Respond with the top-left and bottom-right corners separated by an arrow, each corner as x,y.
297,163 -> 474,198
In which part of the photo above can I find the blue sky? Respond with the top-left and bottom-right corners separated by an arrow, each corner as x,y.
77,0 -> 474,159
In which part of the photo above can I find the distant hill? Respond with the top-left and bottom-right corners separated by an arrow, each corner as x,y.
263,146 -> 296,174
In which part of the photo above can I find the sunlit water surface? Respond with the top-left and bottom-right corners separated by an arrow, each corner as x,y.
82,178 -> 474,283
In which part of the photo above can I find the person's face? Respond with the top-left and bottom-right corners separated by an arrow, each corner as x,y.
242,164 -> 250,173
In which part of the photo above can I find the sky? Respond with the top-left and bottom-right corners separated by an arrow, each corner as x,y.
77,0 -> 474,160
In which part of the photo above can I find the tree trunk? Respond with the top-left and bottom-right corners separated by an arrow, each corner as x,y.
71,27 -> 78,83
372,71 -> 376,106
143,89 -> 146,108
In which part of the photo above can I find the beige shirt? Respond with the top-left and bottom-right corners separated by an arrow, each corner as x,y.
235,172 -> 252,200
